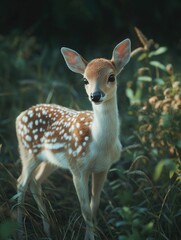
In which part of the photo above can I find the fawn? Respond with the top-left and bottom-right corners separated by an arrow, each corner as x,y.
15,38 -> 131,240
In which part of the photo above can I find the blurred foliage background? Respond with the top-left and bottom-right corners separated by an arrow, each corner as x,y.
0,0 -> 181,239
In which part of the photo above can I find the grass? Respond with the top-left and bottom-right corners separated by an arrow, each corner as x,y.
0,30 -> 181,240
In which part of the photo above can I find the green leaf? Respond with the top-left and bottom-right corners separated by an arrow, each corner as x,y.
154,159 -> 176,181
115,221 -> 127,227
137,53 -> 147,61
161,113 -> 171,128
126,88 -> 134,100
137,76 -> 152,82
135,88 -> 142,101
154,161 -> 165,181
170,164 -> 179,178
154,78 -> 165,85
149,47 -> 167,57
143,221 -> 154,233
169,169 -> 175,178
149,61 -> 166,71
132,218 -> 141,227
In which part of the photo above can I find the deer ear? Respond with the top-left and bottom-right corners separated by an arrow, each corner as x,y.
61,47 -> 88,75
111,39 -> 131,74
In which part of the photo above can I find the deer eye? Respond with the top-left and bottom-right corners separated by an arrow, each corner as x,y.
108,74 -> 115,83
83,78 -> 89,85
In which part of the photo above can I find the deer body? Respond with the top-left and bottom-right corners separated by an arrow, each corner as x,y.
15,39 -> 131,240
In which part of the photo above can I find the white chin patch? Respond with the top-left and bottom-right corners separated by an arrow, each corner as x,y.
93,101 -> 103,105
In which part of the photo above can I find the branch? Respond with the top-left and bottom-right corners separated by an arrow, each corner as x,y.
130,27 -> 154,58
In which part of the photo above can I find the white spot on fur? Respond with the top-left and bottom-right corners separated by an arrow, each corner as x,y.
68,136 -> 72,141
29,149 -> 32,154
73,151 -> 77,157
63,133 -> 67,139
22,139 -> 29,148
32,129 -> 38,134
42,110 -> 47,115
34,135 -> 38,140
28,121 -> 33,129
25,135 -> 32,142
68,148 -> 73,155
23,125 -> 29,134
77,146 -> 82,154
35,120 -> 39,126
76,123 -> 80,128
36,144 -> 42,148
44,142 -> 65,150
45,131 -> 54,137
27,110 -> 34,118
36,112 -> 41,118
22,115 -> 28,123
85,136 -> 89,141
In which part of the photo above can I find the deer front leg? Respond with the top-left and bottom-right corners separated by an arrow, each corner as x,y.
72,171 -> 94,240
90,171 -> 107,225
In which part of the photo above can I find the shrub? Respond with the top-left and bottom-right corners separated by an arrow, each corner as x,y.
106,30 -> 181,240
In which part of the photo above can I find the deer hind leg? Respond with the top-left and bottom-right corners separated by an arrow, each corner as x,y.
90,171 -> 107,225
72,171 -> 94,240
17,156 -> 40,239
30,162 -> 57,237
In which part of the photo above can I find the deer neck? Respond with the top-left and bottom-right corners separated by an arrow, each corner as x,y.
91,94 -> 120,145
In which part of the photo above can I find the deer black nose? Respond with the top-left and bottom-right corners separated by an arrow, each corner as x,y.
90,91 -> 104,102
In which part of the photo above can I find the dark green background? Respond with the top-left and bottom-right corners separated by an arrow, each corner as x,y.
1,0 -> 181,51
